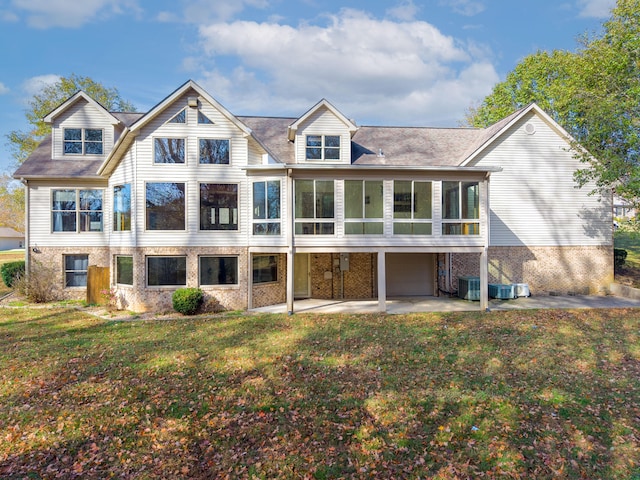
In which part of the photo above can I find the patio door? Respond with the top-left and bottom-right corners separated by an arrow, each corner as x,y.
294,253 -> 310,298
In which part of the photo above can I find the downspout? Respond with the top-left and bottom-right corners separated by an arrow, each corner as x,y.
20,178 -> 29,276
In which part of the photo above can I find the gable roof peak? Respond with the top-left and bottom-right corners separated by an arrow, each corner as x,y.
287,98 -> 358,141
43,90 -> 122,125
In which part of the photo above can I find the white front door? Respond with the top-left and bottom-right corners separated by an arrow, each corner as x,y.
294,253 -> 310,298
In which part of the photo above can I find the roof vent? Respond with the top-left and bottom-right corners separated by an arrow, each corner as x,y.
377,148 -> 384,157
524,123 -> 536,135
187,97 -> 198,108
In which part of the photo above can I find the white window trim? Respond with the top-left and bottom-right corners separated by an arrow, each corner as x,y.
63,128 -> 104,156
198,255 -> 240,288
252,179 -> 282,236
198,182 -> 240,232
197,137 -> 231,165
51,188 -> 104,234
145,255 -> 187,288
144,181 -> 187,232
152,137 -> 187,165
305,134 -> 341,162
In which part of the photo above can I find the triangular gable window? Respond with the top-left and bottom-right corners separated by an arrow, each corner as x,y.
198,111 -> 214,124
168,109 -> 186,124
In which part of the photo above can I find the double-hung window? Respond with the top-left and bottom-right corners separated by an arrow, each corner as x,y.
154,138 -> 185,164
252,180 -> 281,235
393,181 -> 432,235
442,181 -> 480,235
344,180 -> 384,234
52,189 -> 103,232
294,179 -> 335,235
305,135 -> 340,161
113,184 -> 131,231
63,128 -> 103,155
199,139 -> 230,164
146,182 -> 186,230
200,183 -> 238,230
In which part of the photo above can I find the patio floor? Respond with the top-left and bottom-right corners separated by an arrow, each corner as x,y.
251,294 -> 640,315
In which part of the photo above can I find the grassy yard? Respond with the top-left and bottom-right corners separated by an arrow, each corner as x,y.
0,307 -> 639,479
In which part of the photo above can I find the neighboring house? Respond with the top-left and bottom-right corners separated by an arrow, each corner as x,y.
13,80 -> 613,313
0,227 -> 24,251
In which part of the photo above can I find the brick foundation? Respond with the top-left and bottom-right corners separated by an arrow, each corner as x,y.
452,246 -> 614,296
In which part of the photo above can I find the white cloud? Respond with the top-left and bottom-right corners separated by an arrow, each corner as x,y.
181,0 -> 268,23
0,82 -> 9,95
22,74 -> 60,97
386,0 -> 419,21
196,9 -> 499,126
439,0 -> 486,17
10,0 -> 140,28
577,0 -> 615,18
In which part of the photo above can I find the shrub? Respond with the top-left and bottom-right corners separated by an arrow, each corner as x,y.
14,259 -> 61,303
172,287 -> 204,315
1,260 -> 25,288
614,248 -> 628,268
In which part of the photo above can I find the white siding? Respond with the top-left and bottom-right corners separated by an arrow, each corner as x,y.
108,148 -> 136,247
28,180 -> 109,248
472,112 -> 612,247
113,91 -> 252,248
51,98 -> 114,161
295,107 -> 351,164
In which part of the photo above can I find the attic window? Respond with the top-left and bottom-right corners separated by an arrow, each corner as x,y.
306,135 -> 340,161
198,111 -> 214,124
168,109 -> 186,124
63,128 -> 103,155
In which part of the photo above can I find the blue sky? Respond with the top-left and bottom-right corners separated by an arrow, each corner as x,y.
0,0 -> 616,174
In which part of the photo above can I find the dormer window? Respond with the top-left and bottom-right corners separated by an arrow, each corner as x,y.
63,128 -> 103,155
306,135 -> 340,161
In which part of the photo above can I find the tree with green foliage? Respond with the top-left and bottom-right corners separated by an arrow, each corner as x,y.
5,74 -> 136,232
466,0 -> 640,206
8,73 -> 136,166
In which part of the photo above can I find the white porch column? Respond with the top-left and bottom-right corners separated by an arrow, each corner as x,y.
286,169 -> 295,315
480,174 -> 490,312
480,247 -> 489,312
247,250 -> 253,310
286,248 -> 294,315
377,250 -> 386,312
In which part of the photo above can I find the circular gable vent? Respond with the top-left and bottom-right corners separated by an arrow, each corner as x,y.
524,122 -> 536,135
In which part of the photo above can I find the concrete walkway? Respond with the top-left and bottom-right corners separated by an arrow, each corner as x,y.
251,294 -> 640,315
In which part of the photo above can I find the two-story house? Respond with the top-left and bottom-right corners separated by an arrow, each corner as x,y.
14,80 -> 613,313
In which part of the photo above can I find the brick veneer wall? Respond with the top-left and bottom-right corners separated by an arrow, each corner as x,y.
309,253 -> 376,300
452,246 -> 614,296
251,254 -> 286,308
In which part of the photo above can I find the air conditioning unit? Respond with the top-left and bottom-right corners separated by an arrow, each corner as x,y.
458,276 -> 480,301
513,283 -> 530,297
489,283 -> 515,300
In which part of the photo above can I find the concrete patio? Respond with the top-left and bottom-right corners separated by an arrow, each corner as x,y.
251,293 -> 640,315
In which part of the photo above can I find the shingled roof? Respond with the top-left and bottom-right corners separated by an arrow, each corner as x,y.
14,98 -> 531,179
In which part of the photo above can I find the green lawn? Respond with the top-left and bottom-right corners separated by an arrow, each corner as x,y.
1,307 -> 639,479
615,229 -> 640,269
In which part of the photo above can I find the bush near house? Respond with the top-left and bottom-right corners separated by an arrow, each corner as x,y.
0,260 -> 24,288
172,287 -> 204,315
614,248 -> 628,268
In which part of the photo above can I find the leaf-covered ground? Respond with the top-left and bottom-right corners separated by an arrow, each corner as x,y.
1,307 -> 639,479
